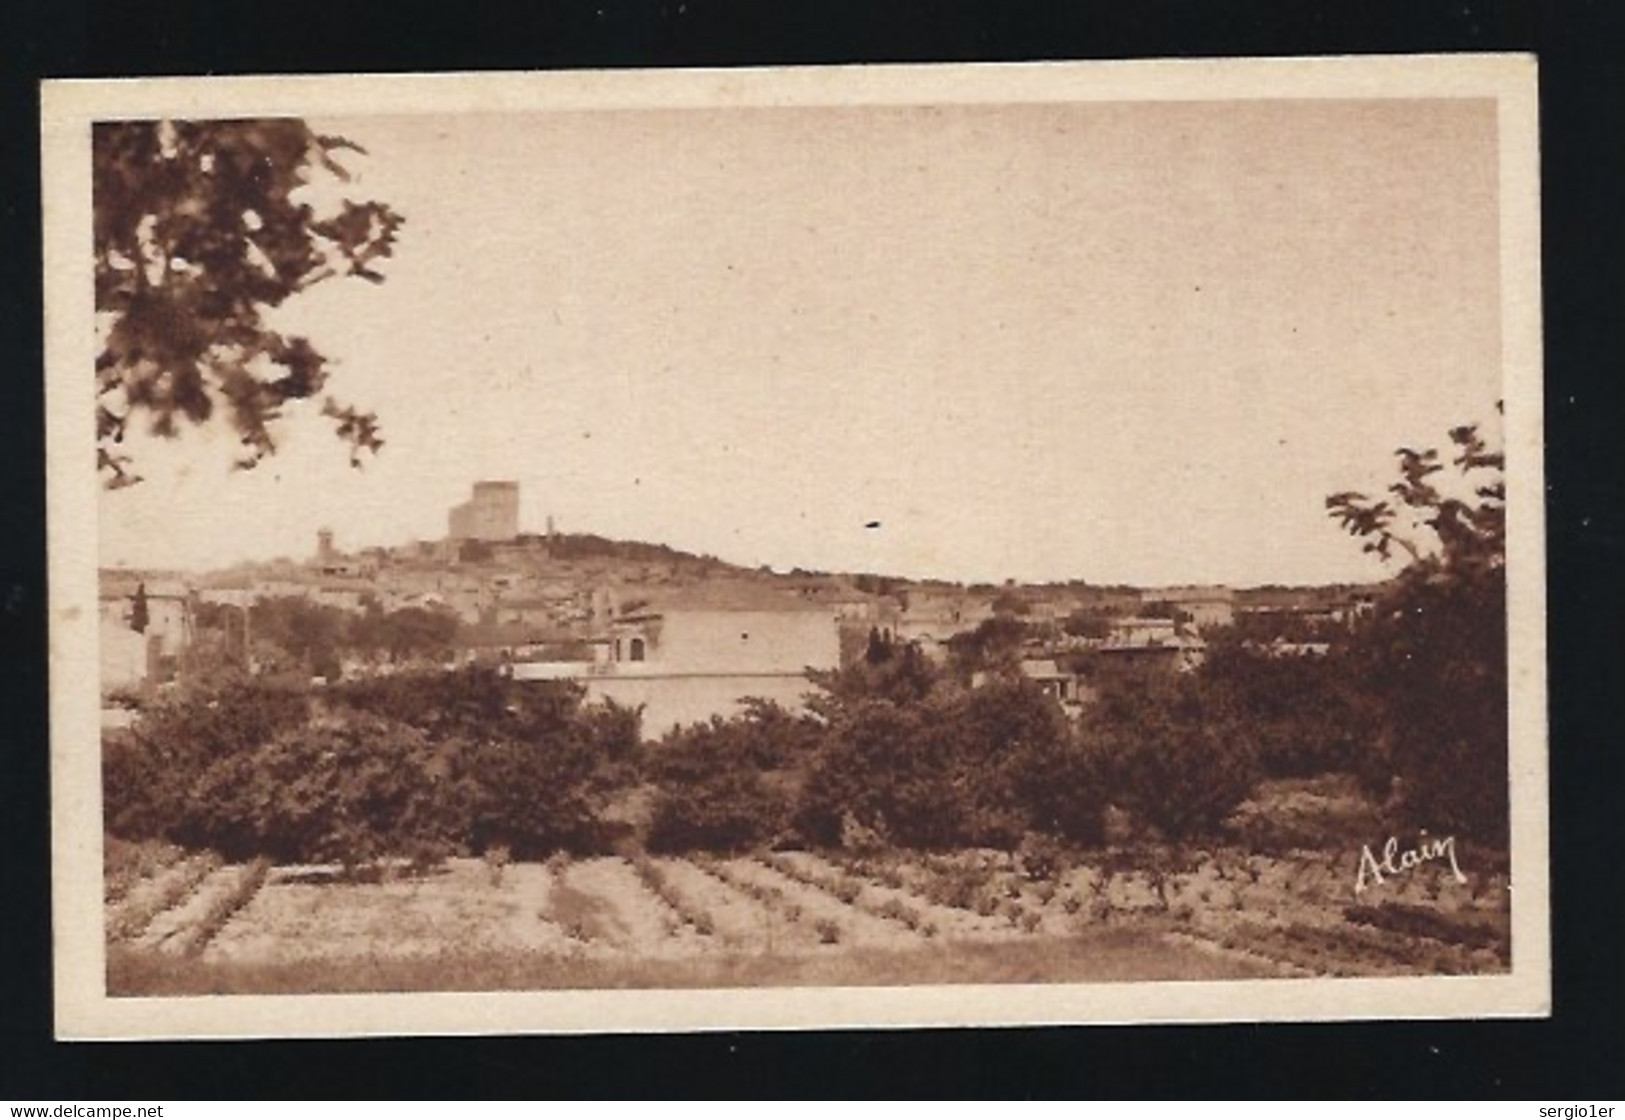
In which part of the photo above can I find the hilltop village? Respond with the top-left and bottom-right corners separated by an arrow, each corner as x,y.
101,480 -> 1376,736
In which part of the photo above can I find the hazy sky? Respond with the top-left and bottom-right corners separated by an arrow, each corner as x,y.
100,96 -> 1503,585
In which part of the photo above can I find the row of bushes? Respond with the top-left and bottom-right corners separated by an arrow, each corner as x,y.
106,662 -> 1271,864
642,594 -> 1505,855
104,670 -> 639,865
642,665 -> 1267,855
105,589 -> 1503,863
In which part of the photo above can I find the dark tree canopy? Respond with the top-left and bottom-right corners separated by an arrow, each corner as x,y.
1326,413 -> 1509,842
128,582 -> 149,634
93,119 -> 404,487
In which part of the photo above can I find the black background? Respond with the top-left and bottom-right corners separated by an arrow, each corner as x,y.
3,0 -> 1621,1099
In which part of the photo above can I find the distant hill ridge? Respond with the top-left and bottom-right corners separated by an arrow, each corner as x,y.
104,528 -> 1386,609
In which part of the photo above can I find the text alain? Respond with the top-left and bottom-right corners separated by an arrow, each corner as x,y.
1354,831 -> 1467,895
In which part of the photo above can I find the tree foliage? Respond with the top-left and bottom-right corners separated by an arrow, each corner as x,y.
104,680 -> 311,844
956,677 -> 1103,845
797,673 -> 1092,849
1327,416 -> 1508,843
944,615 -> 1031,680
796,698 -> 956,847
1061,608 -> 1113,640
806,633 -> 939,713
103,669 -> 642,863
644,708 -> 805,854
347,602 -> 460,664
1085,675 -> 1261,842
128,582 -> 150,634
193,596 -> 460,681
1137,600 -> 1194,626
1198,634 -> 1368,779
1326,419 -> 1505,575
181,713 -> 465,866
93,119 -> 403,486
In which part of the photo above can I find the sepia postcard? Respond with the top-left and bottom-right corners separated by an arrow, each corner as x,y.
43,56 -> 1548,1039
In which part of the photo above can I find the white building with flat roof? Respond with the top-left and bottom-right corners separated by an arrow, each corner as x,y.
514,585 -> 842,738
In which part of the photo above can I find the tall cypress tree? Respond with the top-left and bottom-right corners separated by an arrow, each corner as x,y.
130,582 -> 150,634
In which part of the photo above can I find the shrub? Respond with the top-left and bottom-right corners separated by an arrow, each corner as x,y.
762,853 -> 872,911
346,669 -> 636,857
960,678 -> 1105,846
797,674 -> 1105,850
331,666 -> 529,741
483,844 -> 512,886
837,811 -> 888,854
104,668 -> 640,863
646,718 -> 794,853
631,855 -> 716,936
872,863 -> 907,891
1350,572 -> 1508,844
103,836 -> 183,905
877,898 -> 907,922
464,730 -> 610,858
103,681 -> 309,843
1087,676 -> 1261,843
733,697 -> 827,768
1327,419 -> 1509,846
1343,902 -> 1505,954
106,852 -> 221,942
1017,832 -> 1067,883
180,713 -> 468,865
868,896 -> 931,931
1198,639 -> 1367,779
795,699 -> 946,847
920,867 -> 987,912
178,858 -> 270,956
108,687 -> 469,866
807,637 -> 940,710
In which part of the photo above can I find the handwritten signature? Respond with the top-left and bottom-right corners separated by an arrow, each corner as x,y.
1354,831 -> 1467,895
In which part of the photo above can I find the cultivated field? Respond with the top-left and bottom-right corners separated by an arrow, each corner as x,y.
105,837 -> 1511,995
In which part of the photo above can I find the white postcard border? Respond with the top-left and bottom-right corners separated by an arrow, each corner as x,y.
43,55 -> 1549,1039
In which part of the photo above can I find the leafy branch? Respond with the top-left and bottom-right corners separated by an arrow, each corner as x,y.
94,119 -> 404,487
1325,410 -> 1505,577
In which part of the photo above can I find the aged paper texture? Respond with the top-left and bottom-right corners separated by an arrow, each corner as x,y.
44,56 -> 1547,1038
